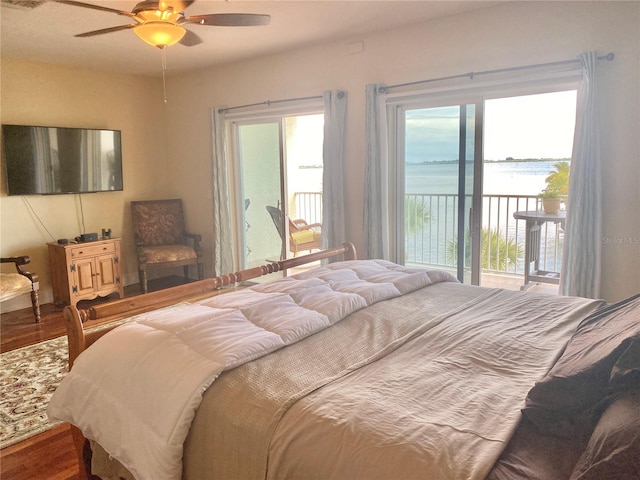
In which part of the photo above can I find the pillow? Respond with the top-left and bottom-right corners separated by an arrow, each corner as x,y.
291,230 -> 315,244
522,294 -> 640,439
570,387 -> 640,480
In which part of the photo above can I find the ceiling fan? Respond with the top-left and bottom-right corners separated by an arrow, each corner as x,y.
54,0 -> 271,48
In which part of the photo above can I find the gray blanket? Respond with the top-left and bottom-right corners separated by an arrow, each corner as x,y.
183,283 -> 601,479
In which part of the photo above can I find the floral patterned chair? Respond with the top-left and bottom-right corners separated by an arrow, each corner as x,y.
1,256 -> 41,322
131,199 -> 204,293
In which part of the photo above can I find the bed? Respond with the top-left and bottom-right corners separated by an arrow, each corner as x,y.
47,242 -> 640,480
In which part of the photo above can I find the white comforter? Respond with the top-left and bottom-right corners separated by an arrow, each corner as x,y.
47,260 -> 455,480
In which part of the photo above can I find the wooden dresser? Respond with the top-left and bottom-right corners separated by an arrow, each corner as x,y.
48,238 -> 124,306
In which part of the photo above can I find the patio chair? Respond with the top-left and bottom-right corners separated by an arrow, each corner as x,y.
131,199 -> 204,293
266,205 -> 322,257
1,256 -> 41,322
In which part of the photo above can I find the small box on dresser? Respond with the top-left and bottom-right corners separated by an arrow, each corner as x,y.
48,238 -> 124,306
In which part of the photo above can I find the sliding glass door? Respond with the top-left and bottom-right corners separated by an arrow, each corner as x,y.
235,121 -> 284,267
395,101 -> 482,283
232,113 -> 324,270
391,88 -> 577,287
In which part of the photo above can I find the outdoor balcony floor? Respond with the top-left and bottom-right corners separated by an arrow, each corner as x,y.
480,272 -> 559,295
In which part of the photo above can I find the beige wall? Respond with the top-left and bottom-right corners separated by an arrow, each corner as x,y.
0,59 -> 168,308
164,0 -> 639,302
1,1 -> 638,307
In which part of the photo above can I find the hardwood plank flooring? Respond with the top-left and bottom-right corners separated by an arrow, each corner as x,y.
1,424 -> 80,480
1,276 -> 193,479
1,299 -> 83,480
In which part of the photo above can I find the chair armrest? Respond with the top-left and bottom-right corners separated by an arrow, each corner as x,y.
1,256 -> 38,283
184,232 -> 201,241
291,219 -> 322,232
2,256 -> 30,267
183,232 -> 202,250
292,219 -> 307,227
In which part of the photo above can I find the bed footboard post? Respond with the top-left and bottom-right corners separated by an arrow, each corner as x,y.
63,305 -> 86,370
341,242 -> 357,260
63,305 -> 92,479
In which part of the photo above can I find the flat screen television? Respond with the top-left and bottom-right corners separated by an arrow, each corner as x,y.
2,124 -> 123,195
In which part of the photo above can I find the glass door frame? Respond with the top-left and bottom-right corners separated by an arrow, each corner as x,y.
227,102 -> 325,271
229,116 -> 287,270
390,94 -> 484,284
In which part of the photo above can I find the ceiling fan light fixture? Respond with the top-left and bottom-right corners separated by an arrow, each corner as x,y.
134,22 -> 186,48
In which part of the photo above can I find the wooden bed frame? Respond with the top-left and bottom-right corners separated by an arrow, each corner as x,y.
61,242 -> 357,480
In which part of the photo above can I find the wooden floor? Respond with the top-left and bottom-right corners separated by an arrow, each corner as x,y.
1,301 -> 85,480
0,276 -> 192,480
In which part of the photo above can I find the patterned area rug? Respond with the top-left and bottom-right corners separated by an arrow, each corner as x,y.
0,336 -> 68,449
0,319 -> 130,449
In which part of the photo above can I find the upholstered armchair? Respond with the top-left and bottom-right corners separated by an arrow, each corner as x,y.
1,256 -> 41,322
266,205 -> 322,257
131,199 -> 204,293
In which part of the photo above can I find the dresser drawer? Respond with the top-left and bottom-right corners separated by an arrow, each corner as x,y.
70,242 -> 116,259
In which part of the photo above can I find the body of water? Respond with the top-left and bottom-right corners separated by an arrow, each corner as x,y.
296,160 -> 564,196
404,160 -> 566,275
405,160 -> 565,196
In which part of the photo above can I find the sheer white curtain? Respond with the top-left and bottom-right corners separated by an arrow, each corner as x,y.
560,52 -> 602,298
210,107 -> 234,276
364,84 -> 390,260
322,90 -> 348,252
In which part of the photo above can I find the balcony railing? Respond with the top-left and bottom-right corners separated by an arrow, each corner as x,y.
294,192 -> 323,225
294,191 -> 564,278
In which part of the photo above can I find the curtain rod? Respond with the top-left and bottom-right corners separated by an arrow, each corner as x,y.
382,52 -> 615,93
218,94 -> 324,114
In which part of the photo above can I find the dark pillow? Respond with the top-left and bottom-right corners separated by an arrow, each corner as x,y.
569,387 -> 640,480
522,294 -> 640,439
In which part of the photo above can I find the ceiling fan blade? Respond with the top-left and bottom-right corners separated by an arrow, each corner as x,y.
74,24 -> 137,38
186,13 -> 271,27
54,0 -> 136,17
179,29 -> 202,46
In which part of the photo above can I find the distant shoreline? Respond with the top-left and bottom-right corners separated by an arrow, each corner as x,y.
300,158 -> 571,169
407,158 -> 570,165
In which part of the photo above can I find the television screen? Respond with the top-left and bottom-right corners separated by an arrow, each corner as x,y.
2,124 -> 123,195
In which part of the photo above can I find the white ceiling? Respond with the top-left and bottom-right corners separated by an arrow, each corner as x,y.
1,0 -> 498,77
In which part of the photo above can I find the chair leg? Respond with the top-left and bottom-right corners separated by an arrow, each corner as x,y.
183,265 -> 189,280
139,269 -> 148,294
197,263 -> 204,280
30,288 -> 41,323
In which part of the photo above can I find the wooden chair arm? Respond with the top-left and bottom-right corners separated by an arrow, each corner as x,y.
291,219 -> 321,232
1,255 -> 31,267
1,256 -> 38,283
184,231 -> 202,249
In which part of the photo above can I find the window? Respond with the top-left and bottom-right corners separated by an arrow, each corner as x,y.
228,106 -> 325,268
390,88 -> 577,289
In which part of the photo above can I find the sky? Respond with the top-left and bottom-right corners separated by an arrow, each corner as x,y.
484,90 -> 577,160
406,90 -> 578,163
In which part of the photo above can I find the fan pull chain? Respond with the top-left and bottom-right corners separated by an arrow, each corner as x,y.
161,46 -> 168,104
